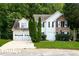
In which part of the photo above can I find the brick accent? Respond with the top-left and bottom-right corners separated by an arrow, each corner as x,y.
56,27 -> 70,32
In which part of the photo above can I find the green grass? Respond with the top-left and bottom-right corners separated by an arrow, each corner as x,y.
34,41 -> 79,49
0,39 -> 11,46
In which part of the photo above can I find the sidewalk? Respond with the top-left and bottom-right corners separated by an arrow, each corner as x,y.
0,49 -> 79,56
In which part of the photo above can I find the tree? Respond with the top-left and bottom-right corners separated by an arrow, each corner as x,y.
52,3 -> 64,12
63,3 -> 79,41
33,19 -> 38,42
29,18 -> 38,42
37,17 -> 41,41
29,19 -> 33,41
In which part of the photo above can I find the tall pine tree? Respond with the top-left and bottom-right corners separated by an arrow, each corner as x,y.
29,18 -> 38,42
37,17 -> 41,42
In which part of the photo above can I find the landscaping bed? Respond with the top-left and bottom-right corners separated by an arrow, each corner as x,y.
0,39 -> 11,46
34,41 -> 79,49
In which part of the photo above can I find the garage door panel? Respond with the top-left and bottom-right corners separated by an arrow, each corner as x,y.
14,34 -> 23,40
13,31 -> 31,41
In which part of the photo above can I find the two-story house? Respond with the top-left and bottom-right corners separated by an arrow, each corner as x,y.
12,11 -> 70,41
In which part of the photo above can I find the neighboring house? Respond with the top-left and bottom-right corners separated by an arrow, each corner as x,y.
33,11 -> 70,41
12,18 -> 31,41
12,11 -> 70,41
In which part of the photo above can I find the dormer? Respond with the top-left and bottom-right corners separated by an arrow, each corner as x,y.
19,18 -> 28,29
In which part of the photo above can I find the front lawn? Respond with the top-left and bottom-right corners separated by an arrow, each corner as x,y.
0,39 -> 11,46
34,41 -> 79,49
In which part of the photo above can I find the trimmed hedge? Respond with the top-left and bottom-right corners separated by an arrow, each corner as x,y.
56,34 -> 70,41
41,34 -> 46,41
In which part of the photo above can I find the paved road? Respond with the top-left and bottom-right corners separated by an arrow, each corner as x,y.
0,49 -> 79,56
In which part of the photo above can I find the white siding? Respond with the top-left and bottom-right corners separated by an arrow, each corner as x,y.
41,11 -> 62,41
43,18 -> 56,41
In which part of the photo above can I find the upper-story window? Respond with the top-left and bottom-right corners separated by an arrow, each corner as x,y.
52,22 -> 54,27
56,21 -> 58,27
61,21 -> 64,27
21,23 -> 27,28
48,22 -> 50,28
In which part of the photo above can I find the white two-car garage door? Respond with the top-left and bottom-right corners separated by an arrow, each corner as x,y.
13,31 -> 31,41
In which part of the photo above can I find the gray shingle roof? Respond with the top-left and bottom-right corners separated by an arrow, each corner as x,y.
13,19 -> 19,29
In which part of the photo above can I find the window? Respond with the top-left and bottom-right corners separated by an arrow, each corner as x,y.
56,32 -> 58,34
15,34 -> 23,36
52,22 -> 54,27
64,32 -> 68,34
42,22 -> 45,27
56,21 -> 58,27
21,23 -> 27,28
61,21 -> 64,27
25,35 -> 29,36
60,30 -> 64,34
42,32 -> 44,35
48,22 -> 50,27
61,32 -> 64,35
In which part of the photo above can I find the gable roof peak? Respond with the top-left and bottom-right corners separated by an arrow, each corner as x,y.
21,18 -> 26,20
54,11 -> 62,15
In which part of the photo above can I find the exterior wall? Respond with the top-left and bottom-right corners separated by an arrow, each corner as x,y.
13,30 -> 31,41
56,16 -> 70,34
56,27 -> 70,32
45,18 -> 56,41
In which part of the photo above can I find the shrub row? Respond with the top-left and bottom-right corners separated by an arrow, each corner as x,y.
56,34 -> 70,41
